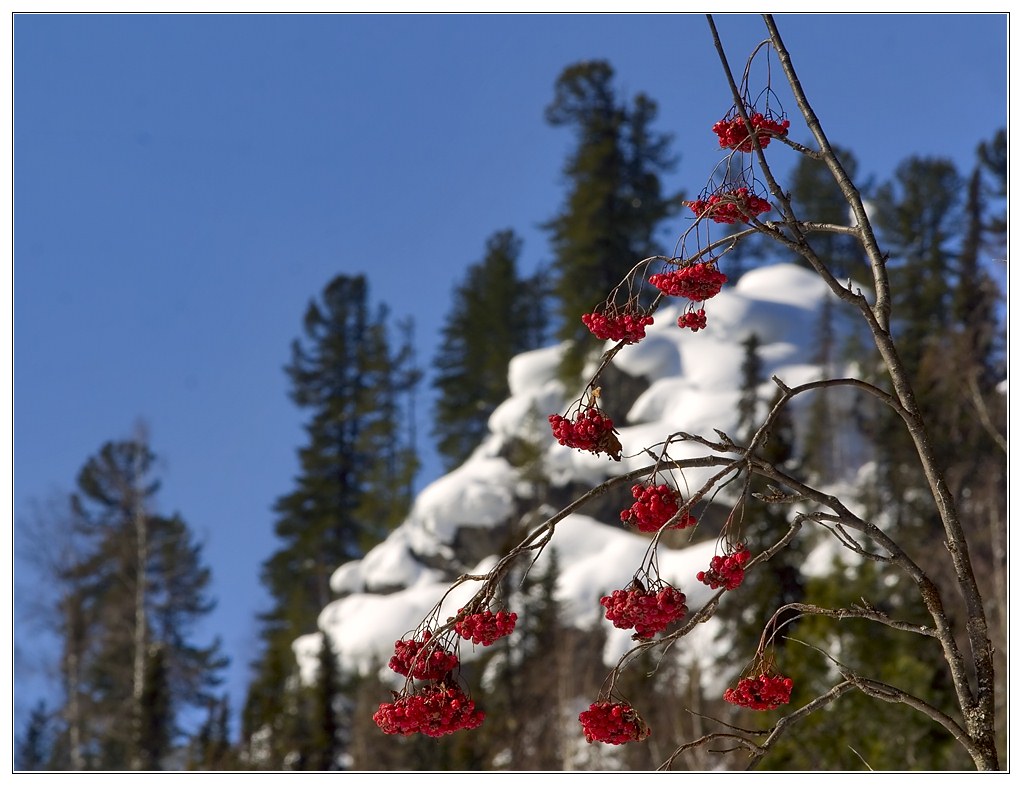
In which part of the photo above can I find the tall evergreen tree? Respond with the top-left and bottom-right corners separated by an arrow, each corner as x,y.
976,128 -> 1006,242
188,695 -> 235,770
736,333 -> 764,442
244,273 -> 420,768
31,433 -> 226,770
305,632 -> 343,770
788,145 -> 867,278
873,157 -> 963,381
15,701 -> 54,771
432,229 -> 548,470
137,644 -> 173,770
544,60 -> 680,380
866,157 -> 964,530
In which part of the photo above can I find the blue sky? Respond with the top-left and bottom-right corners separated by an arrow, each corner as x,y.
11,12 -> 1008,738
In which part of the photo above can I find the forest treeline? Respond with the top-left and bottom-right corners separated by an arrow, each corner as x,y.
15,60 -> 1006,771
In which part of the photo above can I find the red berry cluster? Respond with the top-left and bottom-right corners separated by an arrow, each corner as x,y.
600,583 -> 689,639
619,483 -> 695,533
548,407 -> 621,460
697,545 -> 752,591
723,672 -> 794,711
685,188 -> 772,224
454,609 -> 518,646
578,701 -> 651,745
581,310 -> 654,344
713,112 -> 790,152
388,631 -> 460,680
678,309 -> 708,332
374,684 -> 486,736
649,262 -> 728,302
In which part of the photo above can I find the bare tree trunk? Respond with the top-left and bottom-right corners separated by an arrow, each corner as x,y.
64,622 -> 85,770
130,447 -> 148,770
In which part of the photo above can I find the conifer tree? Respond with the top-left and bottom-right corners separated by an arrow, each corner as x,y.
189,695 -> 235,770
26,433 -> 226,770
305,632 -> 343,770
432,229 -> 548,470
736,333 -> 764,442
15,701 -> 54,771
244,273 -> 420,768
788,145 -> 867,278
873,157 -> 963,380
867,157 -> 964,529
544,60 -> 679,380
137,645 -> 173,770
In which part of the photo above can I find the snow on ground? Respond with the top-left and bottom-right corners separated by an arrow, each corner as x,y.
297,263 -> 865,685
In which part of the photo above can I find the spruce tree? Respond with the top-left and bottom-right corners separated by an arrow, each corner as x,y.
868,156 -> 964,530
189,695 -> 235,770
15,701 -> 54,771
873,157 -> 963,381
788,145 -> 867,278
137,645 -> 173,769
544,60 -> 679,380
244,273 -> 420,768
305,632 -> 343,770
432,229 -> 548,470
32,433 -> 226,770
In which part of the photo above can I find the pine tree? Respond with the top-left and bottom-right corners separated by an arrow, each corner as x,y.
245,273 -> 420,768
137,644 -> 173,769
30,432 -> 226,770
977,128 -> 1006,242
189,695 -> 235,770
15,701 -> 54,771
736,333 -> 764,442
544,60 -> 680,380
789,145 -> 868,278
868,157 -> 964,530
305,632 -> 343,770
873,157 -> 963,381
432,229 -> 548,470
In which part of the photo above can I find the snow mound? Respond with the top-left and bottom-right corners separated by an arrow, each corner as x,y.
296,262 -> 869,685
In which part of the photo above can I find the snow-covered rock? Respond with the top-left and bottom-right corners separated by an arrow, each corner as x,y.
297,263 -> 866,684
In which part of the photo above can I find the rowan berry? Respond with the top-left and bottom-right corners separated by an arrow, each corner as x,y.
582,310 -> 654,344
579,700 -> 651,745
677,309 -> 708,332
600,583 -> 688,639
723,672 -> 794,710
713,112 -> 790,152
548,407 -> 622,460
697,545 -> 752,591
649,261 -> 728,302
454,608 -> 518,646
685,188 -> 772,224
374,684 -> 486,736
619,483 -> 695,533
388,631 -> 460,680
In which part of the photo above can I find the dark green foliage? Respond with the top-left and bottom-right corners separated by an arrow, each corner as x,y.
245,273 -> 420,768
736,333 -> 764,443
432,229 -> 549,470
976,128 -> 1006,240
263,274 -> 419,626
723,138 -> 1006,770
788,145 -> 868,278
38,435 -> 225,770
874,157 -> 963,380
15,701 -> 54,771
305,632 -> 343,770
188,695 -> 235,770
137,645 -> 173,769
755,560 -> 969,771
802,297 -> 841,485
544,60 -> 680,380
